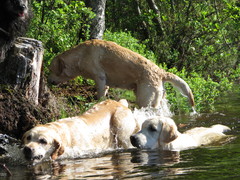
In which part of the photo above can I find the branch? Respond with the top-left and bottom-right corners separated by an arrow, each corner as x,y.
213,0 -> 231,49
0,164 -> 12,176
135,0 -> 150,39
146,0 -> 165,36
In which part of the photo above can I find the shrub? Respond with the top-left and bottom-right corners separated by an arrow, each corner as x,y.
27,0 -> 94,69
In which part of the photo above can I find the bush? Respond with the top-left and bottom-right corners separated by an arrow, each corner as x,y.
165,67 -> 233,113
27,0 -> 94,69
103,31 -> 157,63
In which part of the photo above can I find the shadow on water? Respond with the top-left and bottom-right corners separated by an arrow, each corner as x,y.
1,87 -> 240,179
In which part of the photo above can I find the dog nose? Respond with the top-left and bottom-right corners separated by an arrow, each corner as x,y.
23,146 -> 33,160
17,3 -> 26,12
23,146 -> 32,153
20,4 -> 26,10
47,77 -> 57,85
130,135 -> 139,148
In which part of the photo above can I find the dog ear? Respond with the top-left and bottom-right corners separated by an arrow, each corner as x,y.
57,58 -> 66,76
159,122 -> 178,143
51,57 -> 65,76
51,139 -> 64,160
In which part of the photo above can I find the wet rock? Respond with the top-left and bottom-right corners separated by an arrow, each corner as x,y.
0,134 -> 19,156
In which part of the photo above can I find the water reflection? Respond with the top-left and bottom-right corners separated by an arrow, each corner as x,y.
1,128 -> 239,179
26,149 -> 183,179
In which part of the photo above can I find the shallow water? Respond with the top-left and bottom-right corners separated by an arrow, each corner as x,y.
1,90 -> 240,179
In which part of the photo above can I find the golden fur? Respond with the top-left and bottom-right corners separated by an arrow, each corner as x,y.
22,99 -> 139,164
130,117 -> 231,151
48,39 -> 195,108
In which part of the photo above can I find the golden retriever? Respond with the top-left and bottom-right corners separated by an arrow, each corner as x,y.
130,117 -> 231,151
22,99 -> 139,164
48,39 -> 195,109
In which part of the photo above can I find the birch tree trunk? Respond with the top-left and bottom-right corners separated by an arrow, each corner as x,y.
85,0 -> 107,39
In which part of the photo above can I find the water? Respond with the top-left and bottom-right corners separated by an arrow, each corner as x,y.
1,90 -> 240,179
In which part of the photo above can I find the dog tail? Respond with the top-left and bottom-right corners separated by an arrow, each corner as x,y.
163,72 -> 195,108
211,124 -> 231,133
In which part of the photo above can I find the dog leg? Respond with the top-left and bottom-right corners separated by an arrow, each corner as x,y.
95,74 -> 108,99
136,83 -> 160,108
112,107 -> 137,148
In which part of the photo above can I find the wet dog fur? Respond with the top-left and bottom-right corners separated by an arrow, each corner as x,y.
130,116 -> 231,151
22,99 -> 140,164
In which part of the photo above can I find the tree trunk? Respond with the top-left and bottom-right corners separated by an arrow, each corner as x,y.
146,0 -> 165,37
135,0 -> 150,39
0,37 -> 44,105
85,0 -> 107,39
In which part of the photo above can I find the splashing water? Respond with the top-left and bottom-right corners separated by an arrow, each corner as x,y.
190,106 -> 198,116
133,98 -> 173,126
0,99 -> 175,165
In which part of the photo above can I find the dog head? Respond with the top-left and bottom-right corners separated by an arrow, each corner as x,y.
22,126 -> 64,165
130,117 -> 178,149
48,55 -> 77,85
5,0 -> 29,19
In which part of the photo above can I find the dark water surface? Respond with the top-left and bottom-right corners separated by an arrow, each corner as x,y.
1,89 -> 240,179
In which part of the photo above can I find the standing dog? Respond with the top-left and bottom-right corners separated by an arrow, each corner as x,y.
0,0 -> 31,62
48,40 -> 195,109
22,99 -> 140,164
130,117 -> 231,151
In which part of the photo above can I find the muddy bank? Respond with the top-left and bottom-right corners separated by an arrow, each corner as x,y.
0,80 -> 98,138
0,86 -> 54,138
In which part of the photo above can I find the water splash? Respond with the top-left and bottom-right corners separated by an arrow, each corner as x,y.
190,106 -> 199,117
0,99 -> 174,165
133,98 -> 173,126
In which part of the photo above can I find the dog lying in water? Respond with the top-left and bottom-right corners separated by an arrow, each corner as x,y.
48,39 -> 195,109
22,99 -> 140,164
130,116 -> 231,151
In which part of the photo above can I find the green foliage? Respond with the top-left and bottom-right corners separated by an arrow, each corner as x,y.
25,1 -> 238,114
165,67 -> 233,113
27,0 -> 94,68
103,31 -> 157,63
106,0 -> 239,78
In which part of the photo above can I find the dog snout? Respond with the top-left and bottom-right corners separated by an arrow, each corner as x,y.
23,146 -> 44,161
130,135 -> 141,148
23,146 -> 34,160
47,78 -> 57,85
19,4 -> 26,11
13,0 -> 27,11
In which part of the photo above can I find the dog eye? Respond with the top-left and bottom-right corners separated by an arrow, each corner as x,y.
39,138 -> 47,144
148,125 -> 157,132
26,135 -> 31,141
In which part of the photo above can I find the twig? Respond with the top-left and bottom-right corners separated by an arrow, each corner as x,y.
0,163 -> 12,176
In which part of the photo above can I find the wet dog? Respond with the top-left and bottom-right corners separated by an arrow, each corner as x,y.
48,39 -> 195,109
22,99 -> 139,164
0,0 -> 31,62
130,117 -> 231,151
